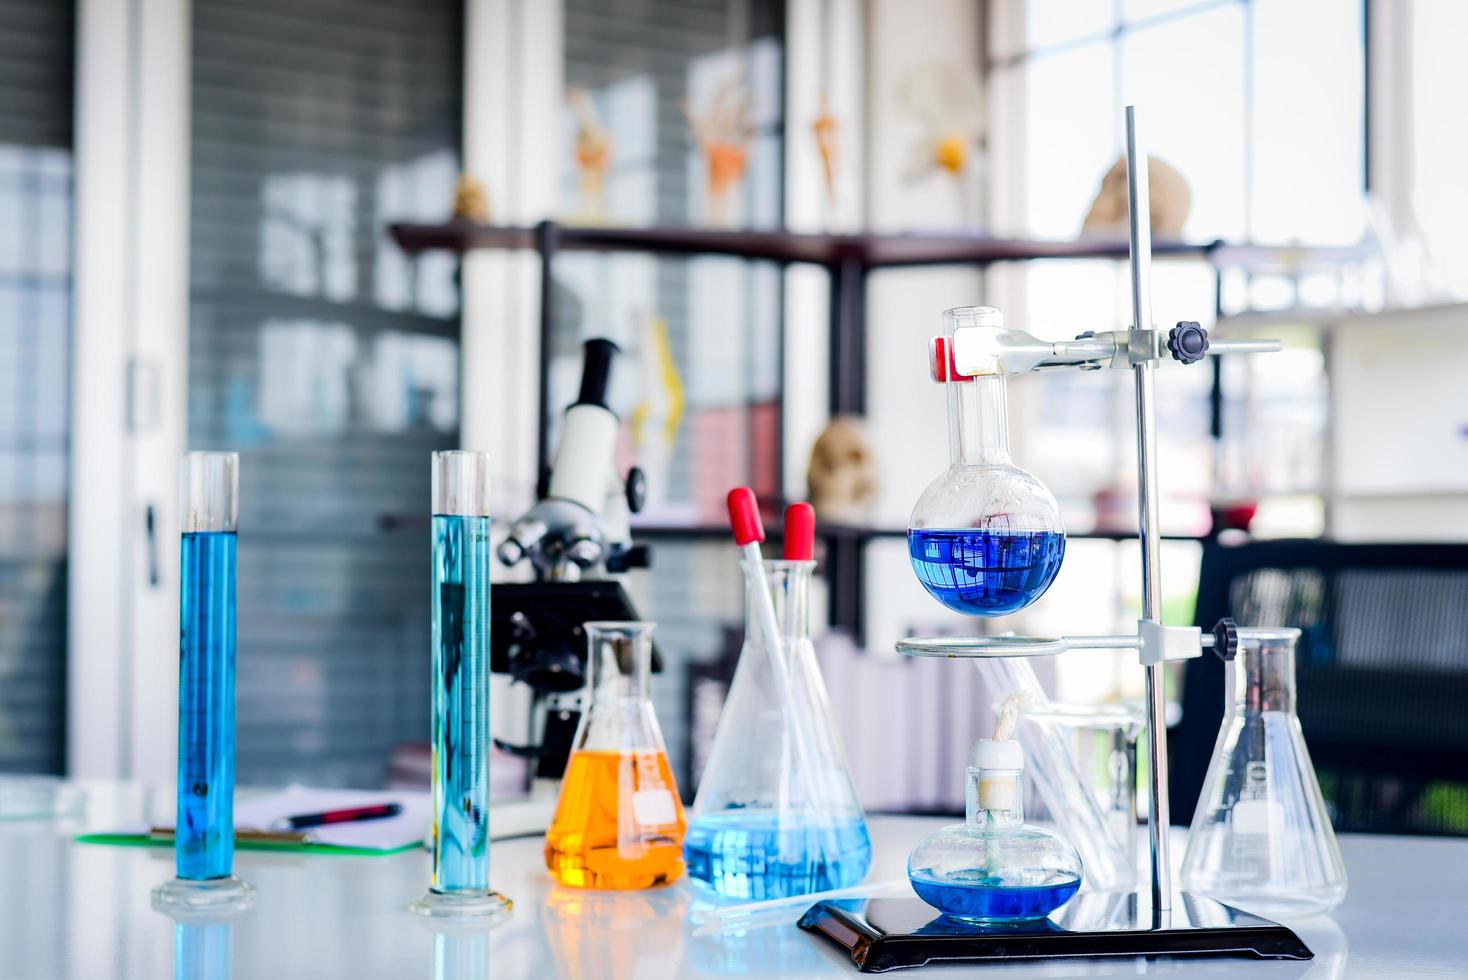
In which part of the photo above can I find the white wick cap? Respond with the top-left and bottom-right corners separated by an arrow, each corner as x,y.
971,737 -> 1024,771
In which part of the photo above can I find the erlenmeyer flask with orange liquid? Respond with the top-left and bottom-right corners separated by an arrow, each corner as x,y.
545,621 -> 686,889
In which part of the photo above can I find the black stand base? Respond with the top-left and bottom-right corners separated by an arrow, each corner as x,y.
798,892 -> 1313,973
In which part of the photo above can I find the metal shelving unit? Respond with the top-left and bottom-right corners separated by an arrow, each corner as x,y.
389,219 -> 1370,641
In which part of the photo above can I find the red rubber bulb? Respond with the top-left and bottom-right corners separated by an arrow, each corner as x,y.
727,487 -> 765,546
783,502 -> 815,561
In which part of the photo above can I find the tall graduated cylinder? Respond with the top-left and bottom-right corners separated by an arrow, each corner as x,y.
153,451 -> 253,913
411,451 -> 511,919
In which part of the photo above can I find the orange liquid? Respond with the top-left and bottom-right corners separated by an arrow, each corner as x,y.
545,749 -> 686,889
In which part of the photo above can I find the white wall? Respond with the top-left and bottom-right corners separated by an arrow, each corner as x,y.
1327,303 -> 1468,540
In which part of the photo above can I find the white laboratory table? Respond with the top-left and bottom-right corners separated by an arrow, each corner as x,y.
4,781 -> 1466,980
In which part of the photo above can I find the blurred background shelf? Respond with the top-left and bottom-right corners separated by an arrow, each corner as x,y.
390,220 -> 1371,270
389,219 -> 1366,642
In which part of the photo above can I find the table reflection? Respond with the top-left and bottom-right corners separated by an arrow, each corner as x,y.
173,919 -> 232,980
432,930 -> 489,980
542,885 -> 689,979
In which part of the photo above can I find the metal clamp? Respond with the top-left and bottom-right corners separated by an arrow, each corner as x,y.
947,324 -> 1281,378
1137,619 -> 1204,667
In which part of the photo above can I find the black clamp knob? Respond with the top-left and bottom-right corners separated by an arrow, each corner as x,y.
1211,617 -> 1239,662
606,543 -> 652,573
1167,321 -> 1210,364
625,466 -> 647,515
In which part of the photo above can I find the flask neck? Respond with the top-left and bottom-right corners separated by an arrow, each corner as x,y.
965,766 -> 1023,831
1228,629 -> 1299,714
949,374 -> 1011,466
584,622 -> 655,702
743,560 -> 814,641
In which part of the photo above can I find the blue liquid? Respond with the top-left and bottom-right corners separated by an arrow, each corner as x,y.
430,514 -> 492,892
908,869 -> 1080,921
908,528 -> 1065,616
174,921 -> 231,980
177,530 -> 237,881
683,811 -> 873,900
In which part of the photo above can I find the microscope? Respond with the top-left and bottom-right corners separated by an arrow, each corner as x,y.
492,338 -> 658,784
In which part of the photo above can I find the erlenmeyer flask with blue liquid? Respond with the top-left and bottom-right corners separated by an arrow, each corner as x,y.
909,307 -> 1064,617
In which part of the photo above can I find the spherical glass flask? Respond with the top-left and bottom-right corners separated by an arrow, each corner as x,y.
909,307 -> 1065,617
908,739 -> 1083,923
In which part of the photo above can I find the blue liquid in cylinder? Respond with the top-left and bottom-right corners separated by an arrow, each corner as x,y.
177,530 -> 237,881
908,529 -> 1065,616
683,811 -> 873,900
430,514 -> 492,893
174,921 -> 231,980
909,869 -> 1080,921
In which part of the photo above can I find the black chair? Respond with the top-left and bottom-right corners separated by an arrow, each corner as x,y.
1172,539 -> 1468,835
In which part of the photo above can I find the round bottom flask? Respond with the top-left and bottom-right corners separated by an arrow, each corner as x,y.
909,307 -> 1064,618
908,738 -> 1082,923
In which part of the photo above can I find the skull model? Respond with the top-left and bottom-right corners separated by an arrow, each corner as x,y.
807,415 -> 878,523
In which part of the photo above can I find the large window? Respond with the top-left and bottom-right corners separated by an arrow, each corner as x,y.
992,0 -> 1365,245
985,0 -> 1363,539
189,0 -> 463,786
0,0 -> 73,774
1411,0 -> 1468,297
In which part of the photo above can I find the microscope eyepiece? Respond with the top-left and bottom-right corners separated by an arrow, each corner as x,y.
574,338 -> 621,410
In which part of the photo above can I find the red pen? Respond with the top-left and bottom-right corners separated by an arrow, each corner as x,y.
269,802 -> 402,831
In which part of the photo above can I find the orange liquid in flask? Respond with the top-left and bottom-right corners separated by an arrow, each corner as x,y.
545,749 -> 687,889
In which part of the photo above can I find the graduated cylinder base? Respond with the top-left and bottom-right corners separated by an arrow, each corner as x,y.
151,876 -> 255,917
409,888 -> 513,923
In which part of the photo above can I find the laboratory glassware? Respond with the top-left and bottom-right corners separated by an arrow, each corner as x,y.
1025,702 -> 1141,887
1181,627 -> 1347,917
975,655 -> 1141,891
808,107 -> 1312,969
685,503 -> 872,900
0,776 -> 84,820
907,722 -> 1084,922
153,451 -> 254,915
411,450 -> 512,921
545,621 -> 686,888
908,307 -> 1064,616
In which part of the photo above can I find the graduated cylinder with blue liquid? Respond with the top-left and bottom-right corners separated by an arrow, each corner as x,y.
909,307 -> 1065,617
153,451 -> 254,915
410,450 -> 512,921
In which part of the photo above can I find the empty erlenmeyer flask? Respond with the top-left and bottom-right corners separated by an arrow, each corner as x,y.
684,559 -> 872,900
1181,627 -> 1347,916
545,622 -> 686,889
909,307 -> 1065,617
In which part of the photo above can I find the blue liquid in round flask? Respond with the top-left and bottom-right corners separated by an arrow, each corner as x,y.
909,307 -> 1064,617
908,737 -> 1083,924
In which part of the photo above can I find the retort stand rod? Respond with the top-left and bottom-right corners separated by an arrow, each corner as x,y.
1125,104 -> 1173,915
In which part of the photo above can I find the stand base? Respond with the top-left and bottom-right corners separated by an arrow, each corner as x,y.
409,888 -> 514,923
151,876 -> 255,918
798,892 -> 1312,973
